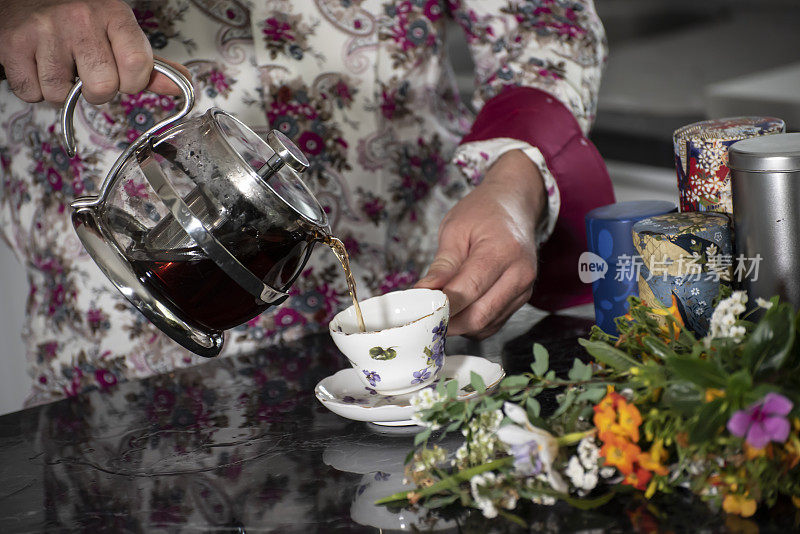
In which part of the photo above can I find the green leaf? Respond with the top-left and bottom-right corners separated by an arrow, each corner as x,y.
501,375 -> 529,392
568,359 -> 592,381
470,371 -> 487,394
446,379 -> 459,399
498,510 -> 527,527
743,303 -> 796,377
661,381 -> 704,414
532,343 -> 549,376
445,420 -> 462,433
369,347 -> 383,357
665,356 -> 726,389
436,380 -> 447,396
641,336 -> 677,361
423,494 -> 459,509
576,386 -> 607,404
688,399 -> 727,444
526,396 -> 541,418
414,428 -> 432,446
551,388 -> 577,418
578,339 -> 638,371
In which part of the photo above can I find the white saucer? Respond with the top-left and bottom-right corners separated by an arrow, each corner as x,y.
314,355 -> 505,426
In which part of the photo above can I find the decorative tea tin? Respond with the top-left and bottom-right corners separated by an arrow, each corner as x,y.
633,212 -> 732,336
730,133 -> 800,309
673,116 -> 784,213
585,200 -> 677,335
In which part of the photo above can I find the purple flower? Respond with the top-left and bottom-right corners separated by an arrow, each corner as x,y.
362,370 -> 380,387
727,393 -> 793,449
411,368 -> 432,384
510,443 -> 543,476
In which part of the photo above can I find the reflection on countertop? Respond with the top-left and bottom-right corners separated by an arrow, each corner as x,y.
0,312 -> 786,533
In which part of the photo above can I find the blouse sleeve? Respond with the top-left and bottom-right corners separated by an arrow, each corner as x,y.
449,0 -> 616,312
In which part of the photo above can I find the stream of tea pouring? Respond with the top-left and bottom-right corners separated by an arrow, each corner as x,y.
320,234 -> 367,333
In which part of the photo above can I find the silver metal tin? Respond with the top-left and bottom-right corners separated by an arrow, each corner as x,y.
729,133 -> 800,307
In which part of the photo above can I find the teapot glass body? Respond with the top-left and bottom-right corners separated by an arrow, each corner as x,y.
62,61 -> 328,356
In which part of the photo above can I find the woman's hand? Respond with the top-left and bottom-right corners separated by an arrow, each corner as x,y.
415,149 -> 546,339
0,0 -> 187,104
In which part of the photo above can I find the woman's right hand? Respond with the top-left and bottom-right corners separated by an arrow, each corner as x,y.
0,0 -> 187,105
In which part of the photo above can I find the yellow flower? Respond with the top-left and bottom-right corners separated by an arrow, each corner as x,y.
723,493 -> 757,518
792,495 -> 800,509
743,443 -> 768,460
638,441 -> 669,476
783,434 -> 800,469
705,388 -> 725,402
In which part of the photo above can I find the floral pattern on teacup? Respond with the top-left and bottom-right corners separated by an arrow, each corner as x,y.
369,346 -> 397,360
423,319 -> 447,368
362,370 -> 381,387
411,368 -> 432,385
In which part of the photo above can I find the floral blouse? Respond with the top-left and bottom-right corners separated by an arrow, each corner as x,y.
0,0 -> 609,406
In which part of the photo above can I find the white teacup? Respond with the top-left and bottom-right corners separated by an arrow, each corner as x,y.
329,288 -> 449,395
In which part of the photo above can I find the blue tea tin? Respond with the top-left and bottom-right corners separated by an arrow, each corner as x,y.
585,200 -> 677,335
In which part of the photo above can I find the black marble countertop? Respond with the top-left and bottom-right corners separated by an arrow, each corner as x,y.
0,313 -> 792,533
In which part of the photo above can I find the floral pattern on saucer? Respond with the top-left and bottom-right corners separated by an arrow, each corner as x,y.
315,355 -> 505,425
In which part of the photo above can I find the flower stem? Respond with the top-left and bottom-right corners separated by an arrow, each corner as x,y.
374,456 -> 514,505
557,429 -> 596,446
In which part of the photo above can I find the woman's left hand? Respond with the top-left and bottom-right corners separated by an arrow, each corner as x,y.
414,149 -> 547,339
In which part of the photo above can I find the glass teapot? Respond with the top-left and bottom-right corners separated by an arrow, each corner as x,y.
59,60 -> 329,357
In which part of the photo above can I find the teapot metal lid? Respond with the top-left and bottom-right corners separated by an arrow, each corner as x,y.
210,110 -> 328,229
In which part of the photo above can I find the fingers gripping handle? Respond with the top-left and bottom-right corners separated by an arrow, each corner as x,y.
59,59 -> 195,158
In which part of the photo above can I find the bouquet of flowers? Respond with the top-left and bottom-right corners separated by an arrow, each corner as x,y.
376,291 -> 800,525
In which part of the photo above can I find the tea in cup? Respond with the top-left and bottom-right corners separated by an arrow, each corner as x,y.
329,288 -> 449,395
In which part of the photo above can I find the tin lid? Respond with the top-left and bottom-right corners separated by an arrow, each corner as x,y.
633,211 -> 730,237
729,132 -> 800,173
586,200 -> 677,223
673,116 -> 785,175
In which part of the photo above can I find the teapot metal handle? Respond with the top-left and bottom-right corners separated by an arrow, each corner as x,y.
60,59 -> 195,208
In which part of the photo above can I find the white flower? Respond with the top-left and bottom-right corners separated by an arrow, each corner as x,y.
577,437 -> 600,469
496,402 -> 567,493
470,473 -> 501,518
599,466 -> 616,479
756,297 -> 773,310
691,287 -> 700,296
705,291 -> 748,346
410,388 -> 443,428
410,388 -> 441,410
566,456 -> 599,491
729,325 -> 746,342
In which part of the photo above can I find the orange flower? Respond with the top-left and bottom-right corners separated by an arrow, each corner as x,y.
597,387 -> 624,411
612,398 -> 643,442
593,405 -> 616,440
600,433 -> 641,475
623,465 -> 653,491
705,388 -> 726,402
722,493 -> 757,518
638,441 -> 669,476
792,496 -> 800,509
